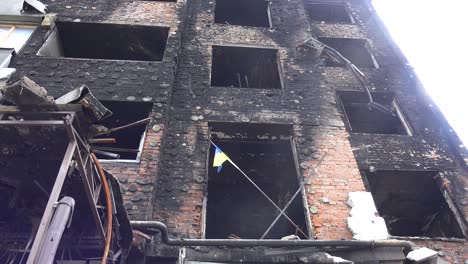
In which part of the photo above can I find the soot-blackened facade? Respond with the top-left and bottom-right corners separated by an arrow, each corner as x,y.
4,0 -> 468,262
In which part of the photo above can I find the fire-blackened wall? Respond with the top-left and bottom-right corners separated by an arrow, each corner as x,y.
6,0 -> 468,262
151,0 -> 467,261
10,0 -> 188,220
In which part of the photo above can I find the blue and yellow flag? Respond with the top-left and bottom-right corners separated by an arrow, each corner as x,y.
213,146 -> 231,172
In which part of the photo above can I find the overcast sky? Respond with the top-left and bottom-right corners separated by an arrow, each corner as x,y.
372,0 -> 468,146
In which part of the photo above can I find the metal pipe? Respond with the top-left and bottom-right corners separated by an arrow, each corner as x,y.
130,221 -> 416,252
36,197 -> 75,264
92,146 -> 139,153
92,149 -> 120,159
94,117 -> 151,136
88,138 -> 117,144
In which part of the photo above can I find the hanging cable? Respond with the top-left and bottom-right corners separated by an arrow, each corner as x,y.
91,154 -> 113,264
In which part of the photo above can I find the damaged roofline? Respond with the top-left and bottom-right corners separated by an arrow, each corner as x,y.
130,221 -> 416,252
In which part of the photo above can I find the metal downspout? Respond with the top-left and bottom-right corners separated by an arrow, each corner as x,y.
130,221 -> 416,252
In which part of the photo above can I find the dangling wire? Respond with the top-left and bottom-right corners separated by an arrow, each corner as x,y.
322,44 -> 395,115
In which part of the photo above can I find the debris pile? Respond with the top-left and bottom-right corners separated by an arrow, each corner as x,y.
0,76 -> 134,263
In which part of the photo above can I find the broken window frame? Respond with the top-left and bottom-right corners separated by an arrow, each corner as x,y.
337,91 -> 413,136
289,134 -> 314,239
0,47 -> 14,68
201,122 -> 312,239
94,101 -> 153,164
97,130 -> 147,164
266,1 -> 273,28
209,44 -> 285,90
213,0 -> 273,28
0,16 -> 39,67
305,2 -> 355,24
360,170 -> 466,239
0,16 -> 38,53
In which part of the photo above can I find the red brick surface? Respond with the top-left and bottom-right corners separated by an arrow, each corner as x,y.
298,126 -> 366,240
103,122 -> 164,220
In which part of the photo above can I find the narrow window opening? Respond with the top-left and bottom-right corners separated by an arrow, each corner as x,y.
211,46 -> 282,89
206,123 -> 308,239
93,101 -> 153,161
306,3 -> 353,23
214,0 -> 270,28
339,91 -> 410,135
363,170 -> 464,238
318,37 -> 376,68
37,22 -> 169,61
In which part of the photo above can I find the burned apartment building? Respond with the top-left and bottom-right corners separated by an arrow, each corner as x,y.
0,0 -> 467,263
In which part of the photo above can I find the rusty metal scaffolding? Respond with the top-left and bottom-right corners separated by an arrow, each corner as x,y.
0,106 -> 107,263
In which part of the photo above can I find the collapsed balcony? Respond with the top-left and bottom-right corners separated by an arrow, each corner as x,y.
0,77 -> 133,262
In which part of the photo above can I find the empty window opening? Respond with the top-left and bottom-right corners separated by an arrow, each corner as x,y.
93,101 -> 153,161
306,3 -> 353,23
318,37 -> 376,68
339,91 -> 410,135
206,123 -> 308,239
37,22 -> 169,61
215,0 -> 271,27
363,170 -> 464,238
211,46 -> 282,89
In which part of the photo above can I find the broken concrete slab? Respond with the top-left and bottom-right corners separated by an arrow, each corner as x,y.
1,76 -> 54,106
56,85 -> 111,122
406,247 -> 438,262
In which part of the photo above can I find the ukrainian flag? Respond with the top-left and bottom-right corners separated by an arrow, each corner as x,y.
213,145 -> 231,172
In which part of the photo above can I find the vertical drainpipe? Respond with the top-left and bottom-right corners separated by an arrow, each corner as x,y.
35,196 -> 75,264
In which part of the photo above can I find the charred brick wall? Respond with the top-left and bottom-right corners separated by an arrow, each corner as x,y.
103,121 -> 164,220
151,0 -> 467,260
152,0 -> 363,240
7,0 -> 468,261
10,0 -> 188,220
294,126 -> 365,240
152,121 -> 209,238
